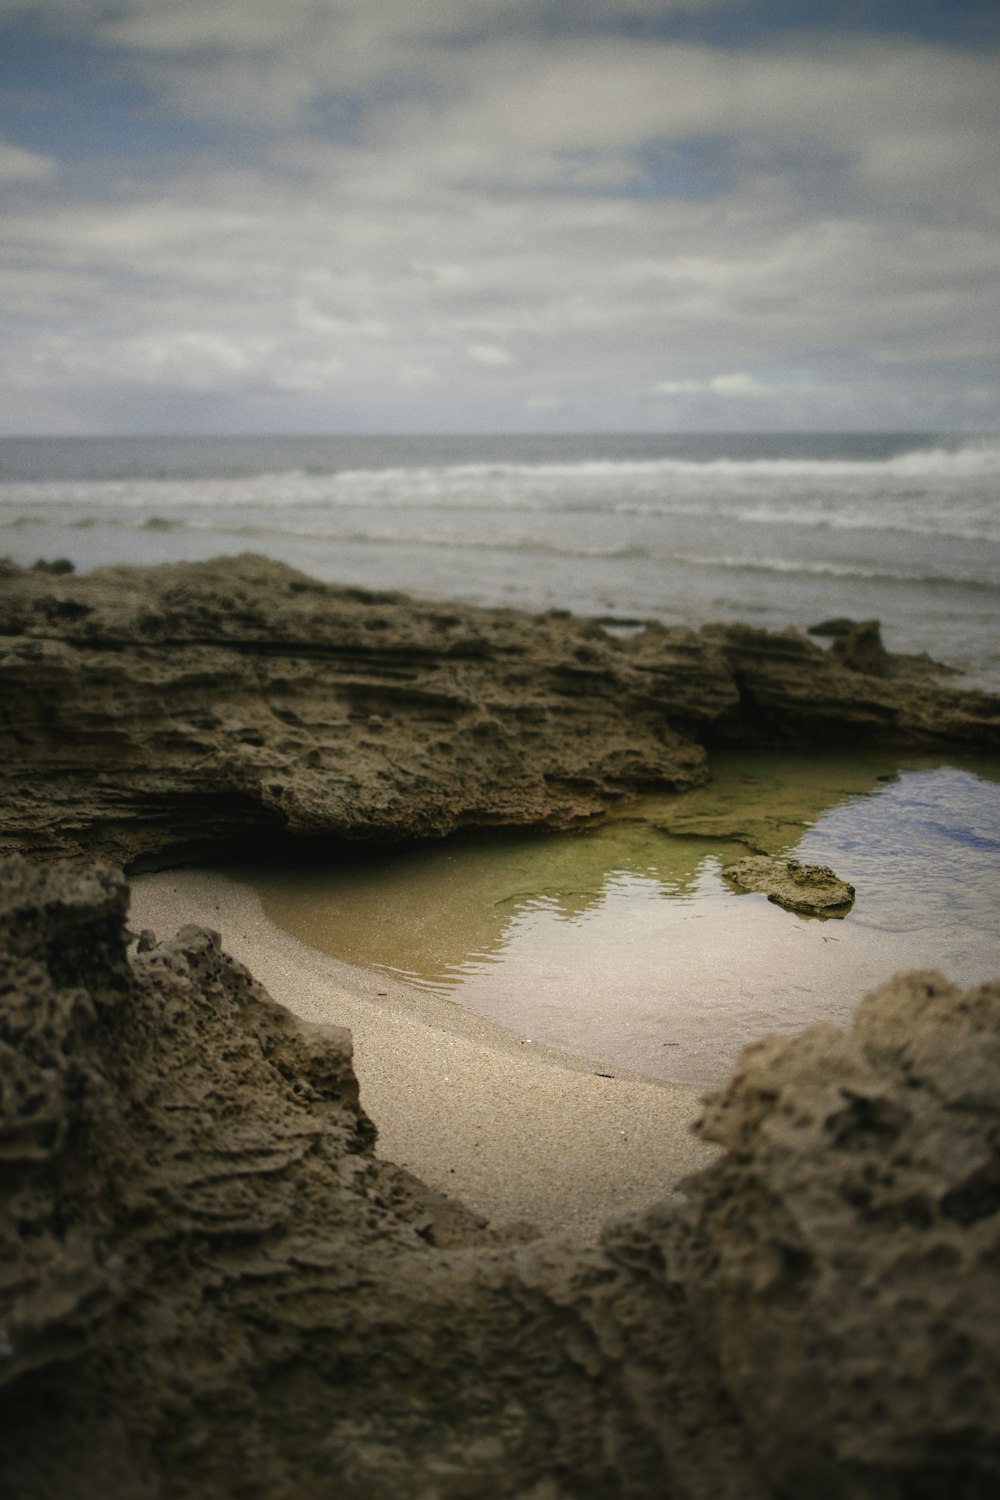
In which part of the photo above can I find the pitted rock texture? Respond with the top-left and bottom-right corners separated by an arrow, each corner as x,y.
808,616 -> 959,680
722,854 -> 856,915
1,555 -> 996,868
0,855 -> 759,1500
1,858 -> 999,1499
671,969 -> 1000,1498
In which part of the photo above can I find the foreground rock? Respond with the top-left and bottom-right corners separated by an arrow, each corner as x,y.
2,856 -> 999,1498
673,968 -> 1000,1497
722,854 -> 856,915
1,556 -> 997,868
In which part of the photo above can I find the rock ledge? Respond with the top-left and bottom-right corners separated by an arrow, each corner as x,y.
1,555 -> 997,868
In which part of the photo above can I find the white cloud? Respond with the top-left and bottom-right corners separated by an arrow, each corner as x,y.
467,343 -> 516,367
396,362 -> 437,386
709,373 -> 774,398
651,373 -> 822,400
0,141 -> 57,182
269,355 -> 347,392
1,2 -> 998,431
651,379 -> 703,396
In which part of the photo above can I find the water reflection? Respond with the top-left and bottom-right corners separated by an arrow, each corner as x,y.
255,818 -> 750,989
796,766 -> 1000,932
253,752 -> 1000,1086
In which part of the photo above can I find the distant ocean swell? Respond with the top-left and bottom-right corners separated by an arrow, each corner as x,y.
3,439 -> 1000,485
2,440 -> 998,544
1,432 -> 997,689
10,437 -> 1000,484
1,492 -> 996,547
2,512 -> 995,591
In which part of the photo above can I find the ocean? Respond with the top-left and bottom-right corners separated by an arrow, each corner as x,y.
1,430 -> 999,688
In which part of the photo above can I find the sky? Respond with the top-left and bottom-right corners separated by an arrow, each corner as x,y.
2,0 -> 999,435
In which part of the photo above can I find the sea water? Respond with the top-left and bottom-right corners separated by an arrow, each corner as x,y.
252,753 -> 1000,1086
1,430 -> 998,687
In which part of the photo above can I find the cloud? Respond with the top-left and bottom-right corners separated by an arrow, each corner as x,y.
1,1 -> 998,431
651,373 -> 834,400
650,379 -> 704,396
0,1 -> 738,133
467,343 -> 516,367
0,141 -> 56,182
710,373 -> 782,398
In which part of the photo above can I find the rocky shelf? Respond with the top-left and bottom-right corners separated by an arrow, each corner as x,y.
1,554 -> 997,869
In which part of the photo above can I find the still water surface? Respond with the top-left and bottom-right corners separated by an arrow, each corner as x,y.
253,752 -> 1000,1085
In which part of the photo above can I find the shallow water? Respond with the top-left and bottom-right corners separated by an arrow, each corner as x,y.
251,751 -> 1000,1086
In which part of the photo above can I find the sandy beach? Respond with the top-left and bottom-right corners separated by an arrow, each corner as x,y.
129,867 -> 719,1240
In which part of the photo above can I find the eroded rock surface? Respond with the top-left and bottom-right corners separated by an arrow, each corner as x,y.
0,856 -> 758,1500
808,616 -> 958,680
722,854 -> 856,915
1,555 -> 996,868
676,969 -> 1000,1497
2,858 -> 999,1498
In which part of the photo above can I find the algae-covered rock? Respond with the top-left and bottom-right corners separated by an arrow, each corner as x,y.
722,853 -> 855,915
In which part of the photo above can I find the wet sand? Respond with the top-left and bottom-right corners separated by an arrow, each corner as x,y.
129,868 -> 719,1240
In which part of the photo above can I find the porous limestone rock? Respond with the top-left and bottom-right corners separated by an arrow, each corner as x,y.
0,855 -> 758,1500
669,968 -> 1000,1497
721,854 -> 856,915
808,617 -> 957,680
2,858 -> 999,1499
1,557 -> 996,868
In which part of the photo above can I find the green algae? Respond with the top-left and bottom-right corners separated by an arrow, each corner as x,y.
622,748 -> 998,857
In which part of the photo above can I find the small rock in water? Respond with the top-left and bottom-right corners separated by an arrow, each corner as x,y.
721,854 -> 855,917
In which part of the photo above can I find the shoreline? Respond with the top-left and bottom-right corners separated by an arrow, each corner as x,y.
129,867 -> 719,1240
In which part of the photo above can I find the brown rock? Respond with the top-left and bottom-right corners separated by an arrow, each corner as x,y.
670,969 -> 1000,1497
721,854 -> 855,915
0,555 -> 709,868
2,859 -> 998,1498
808,616 -> 958,680
0,855 -> 757,1500
0,557 -> 996,870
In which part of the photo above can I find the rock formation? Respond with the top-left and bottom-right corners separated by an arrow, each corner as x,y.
675,968 -> 1000,1497
722,854 -> 856,915
1,857 -> 999,1499
808,616 -> 958,680
1,555 -> 997,869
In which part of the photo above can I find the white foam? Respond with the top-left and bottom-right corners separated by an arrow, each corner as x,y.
3,439 -> 999,512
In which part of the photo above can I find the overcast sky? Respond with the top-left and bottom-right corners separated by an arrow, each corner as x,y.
2,0 -> 999,434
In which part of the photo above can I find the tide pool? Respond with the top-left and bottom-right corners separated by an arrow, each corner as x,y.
250,752 -> 1000,1085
